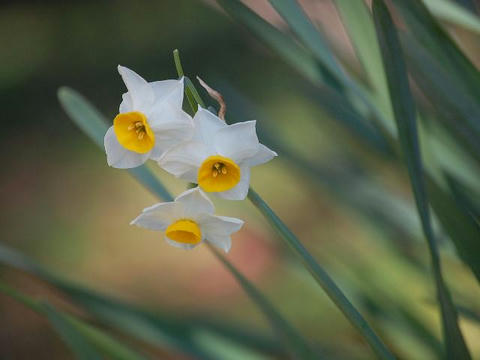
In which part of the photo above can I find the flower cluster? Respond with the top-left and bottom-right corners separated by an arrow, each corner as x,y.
104,66 -> 277,252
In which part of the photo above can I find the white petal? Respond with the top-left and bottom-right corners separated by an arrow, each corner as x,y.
164,236 -> 201,250
245,144 -> 277,167
148,102 -> 193,133
199,214 -> 244,252
192,106 -> 226,146
119,92 -> 133,113
130,202 -> 182,231
214,121 -> 259,163
215,166 -> 250,200
158,141 -> 209,181
150,77 -> 184,110
149,110 -> 194,161
104,126 -> 149,169
175,187 -> 215,218
117,65 -> 154,110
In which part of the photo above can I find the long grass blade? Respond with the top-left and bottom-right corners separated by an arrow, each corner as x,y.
400,35 -> 480,161
333,0 -> 395,134
43,303 -> 103,360
215,0 -> 392,154
268,0 -> 343,85
0,243 -> 282,359
423,0 -> 480,35
209,245 -> 318,359
0,282 -> 146,360
215,0 -> 329,87
247,188 -> 395,360
427,178 -> 480,282
372,1 -> 471,358
392,0 -> 480,104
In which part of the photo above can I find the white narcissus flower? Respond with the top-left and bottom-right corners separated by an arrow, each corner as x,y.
131,187 -> 244,252
104,65 -> 193,169
158,106 -> 277,200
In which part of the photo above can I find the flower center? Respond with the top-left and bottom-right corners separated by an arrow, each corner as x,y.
198,155 -> 241,192
113,111 -> 155,153
165,219 -> 202,244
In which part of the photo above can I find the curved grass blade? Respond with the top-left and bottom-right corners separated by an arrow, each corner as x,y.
427,178 -> 480,282
392,0 -> 480,104
372,1 -> 471,358
268,0 -> 343,86
333,0 -> 395,134
400,35 -> 480,161
0,282 -> 146,360
215,0 -> 326,86
247,188 -> 395,360
57,87 -> 173,201
265,0 -> 394,139
0,243 -> 283,359
209,244 -> 318,360
43,303 -> 103,360
214,0 -> 391,154
423,0 -> 480,35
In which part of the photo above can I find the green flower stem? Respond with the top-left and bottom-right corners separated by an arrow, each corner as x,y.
173,49 -> 205,113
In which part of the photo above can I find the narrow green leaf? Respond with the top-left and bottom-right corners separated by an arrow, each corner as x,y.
266,0 -> 397,140
456,305 -> 480,325
209,245 -> 318,360
333,0 -> 396,134
268,0 -> 343,84
215,0 -> 324,85
247,188 -> 395,360
172,51 -> 206,111
0,282 -> 146,360
307,86 -> 392,154
173,49 -> 200,113
423,0 -> 480,35
392,0 -> 480,103
427,178 -> 480,282
0,244 -> 280,359
372,1 -> 471,358
57,87 -> 173,201
215,0 -> 391,154
43,303 -> 103,360
185,76 -> 206,109
400,35 -> 480,161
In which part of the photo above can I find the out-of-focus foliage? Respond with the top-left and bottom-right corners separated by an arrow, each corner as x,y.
1,0 -> 480,359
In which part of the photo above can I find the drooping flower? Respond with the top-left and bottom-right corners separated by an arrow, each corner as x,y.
104,65 -> 193,169
158,106 -> 277,200
131,187 -> 244,252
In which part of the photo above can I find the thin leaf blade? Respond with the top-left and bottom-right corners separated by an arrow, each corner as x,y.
0,282 -> 146,360
43,303 -> 103,360
247,189 -> 395,360
209,245 -> 318,360
268,0 -> 344,84
372,1 -> 471,358
57,87 -> 173,201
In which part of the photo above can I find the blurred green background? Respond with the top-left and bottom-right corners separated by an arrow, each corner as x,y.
1,0 -> 480,359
